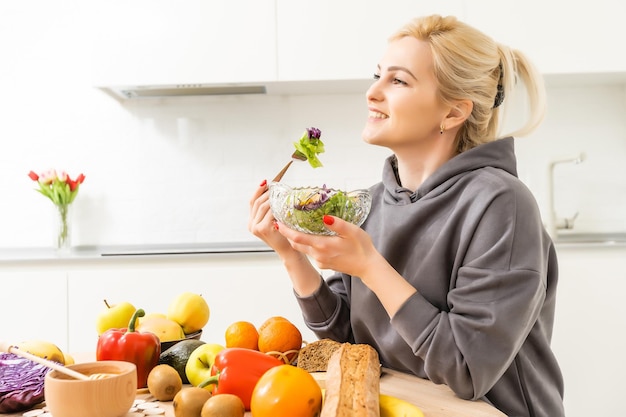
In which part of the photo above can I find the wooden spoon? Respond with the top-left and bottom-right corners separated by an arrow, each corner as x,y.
0,342 -> 110,380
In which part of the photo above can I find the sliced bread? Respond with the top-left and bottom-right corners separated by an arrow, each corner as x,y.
296,338 -> 343,372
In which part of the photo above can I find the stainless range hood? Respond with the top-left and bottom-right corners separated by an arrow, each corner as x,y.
98,79 -> 373,101
102,84 -> 268,100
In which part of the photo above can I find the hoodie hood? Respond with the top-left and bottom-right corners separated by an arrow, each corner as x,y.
381,137 -> 518,204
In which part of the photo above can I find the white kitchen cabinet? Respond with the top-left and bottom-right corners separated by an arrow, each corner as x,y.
65,254 -> 316,353
464,0 -> 626,74
551,246 -> 626,417
91,0 -> 277,88
0,270 -> 69,352
276,0 -> 465,82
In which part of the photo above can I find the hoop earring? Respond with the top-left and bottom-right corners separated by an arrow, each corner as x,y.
440,124 -> 445,135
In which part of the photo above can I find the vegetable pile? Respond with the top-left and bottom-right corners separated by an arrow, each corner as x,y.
0,353 -> 50,413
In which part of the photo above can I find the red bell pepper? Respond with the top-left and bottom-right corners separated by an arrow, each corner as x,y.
96,308 -> 160,388
199,347 -> 283,410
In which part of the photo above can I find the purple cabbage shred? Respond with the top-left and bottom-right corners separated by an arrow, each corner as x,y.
306,127 -> 322,140
0,353 -> 50,413
295,184 -> 331,211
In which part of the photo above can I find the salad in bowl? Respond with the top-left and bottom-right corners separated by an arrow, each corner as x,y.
269,182 -> 372,236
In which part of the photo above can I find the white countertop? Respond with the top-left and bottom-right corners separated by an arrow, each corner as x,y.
1,233 -> 625,264
0,241 -> 273,264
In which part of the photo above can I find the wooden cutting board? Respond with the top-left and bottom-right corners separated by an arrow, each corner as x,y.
312,369 -> 506,417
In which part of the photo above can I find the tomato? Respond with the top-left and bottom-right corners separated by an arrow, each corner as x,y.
250,364 -> 322,417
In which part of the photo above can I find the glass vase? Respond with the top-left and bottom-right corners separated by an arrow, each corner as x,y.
55,204 -> 72,252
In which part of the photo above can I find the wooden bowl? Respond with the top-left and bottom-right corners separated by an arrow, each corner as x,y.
44,361 -> 136,417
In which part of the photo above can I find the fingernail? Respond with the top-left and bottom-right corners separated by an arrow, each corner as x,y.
273,221 -> 279,230
259,179 -> 267,187
323,215 -> 334,225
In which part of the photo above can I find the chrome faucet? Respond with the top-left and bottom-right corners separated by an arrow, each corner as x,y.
546,153 -> 586,238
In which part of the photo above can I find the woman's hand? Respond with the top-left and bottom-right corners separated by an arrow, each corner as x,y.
248,180 -> 324,297
248,180 -> 295,255
275,214 -> 379,279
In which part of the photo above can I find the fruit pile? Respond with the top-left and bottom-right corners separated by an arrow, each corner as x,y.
95,292 -> 210,388
6,295 -> 324,417
96,292 -> 210,342
150,316 -> 320,417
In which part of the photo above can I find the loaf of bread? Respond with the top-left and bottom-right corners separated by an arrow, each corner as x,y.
320,343 -> 381,417
296,339 -> 343,372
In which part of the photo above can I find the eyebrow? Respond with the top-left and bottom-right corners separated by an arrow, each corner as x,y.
377,64 -> 418,81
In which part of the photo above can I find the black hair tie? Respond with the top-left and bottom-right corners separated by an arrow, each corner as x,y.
493,63 -> 504,108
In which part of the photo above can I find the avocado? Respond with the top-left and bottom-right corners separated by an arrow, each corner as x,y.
159,339 -> 206,384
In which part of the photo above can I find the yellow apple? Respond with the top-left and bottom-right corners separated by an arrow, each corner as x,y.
96,299 -> 136,335
136,316 -> 185,342
167,292 -> 210,334
16,340 -> 65,365
184,343 -> 225,388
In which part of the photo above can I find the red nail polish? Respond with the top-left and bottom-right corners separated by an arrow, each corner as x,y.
273,221 -> 279,230
323,215 -> 334,225
259,179 -> 267,187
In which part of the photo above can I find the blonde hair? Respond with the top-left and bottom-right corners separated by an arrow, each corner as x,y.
390,15 -> 546,153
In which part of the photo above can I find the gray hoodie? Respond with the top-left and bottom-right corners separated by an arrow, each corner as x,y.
296,137 -> 565,417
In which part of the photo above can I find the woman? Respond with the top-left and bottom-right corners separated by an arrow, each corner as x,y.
249,15 -> 564,417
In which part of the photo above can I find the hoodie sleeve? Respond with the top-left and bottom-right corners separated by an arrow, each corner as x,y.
295,272 -> 355,343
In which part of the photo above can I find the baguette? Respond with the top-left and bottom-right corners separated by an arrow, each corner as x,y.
320,343 -> 381,417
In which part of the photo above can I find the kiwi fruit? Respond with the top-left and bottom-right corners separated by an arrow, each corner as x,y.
147,364 -> 183,401
201,394 -> 245,417
173,386 -> 212,417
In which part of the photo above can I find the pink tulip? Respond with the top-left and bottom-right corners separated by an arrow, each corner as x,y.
39,169 -> 57,185
27,171 -> 39,181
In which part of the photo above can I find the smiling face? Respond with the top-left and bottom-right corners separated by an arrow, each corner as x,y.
362,36 -> 451,155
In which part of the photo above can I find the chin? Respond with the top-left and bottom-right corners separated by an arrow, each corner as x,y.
361,126 -> 378,145
362,129 -> 384,147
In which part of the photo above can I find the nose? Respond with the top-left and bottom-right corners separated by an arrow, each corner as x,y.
366,79 -> 382,102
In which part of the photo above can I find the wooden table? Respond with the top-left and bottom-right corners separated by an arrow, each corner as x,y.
5,358 -> 506,417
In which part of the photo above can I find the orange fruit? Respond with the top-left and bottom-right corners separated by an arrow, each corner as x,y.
250,364 -> 322,417
257,317 -> 302,362
225,321 -> 259,350
258,316 -> 289,333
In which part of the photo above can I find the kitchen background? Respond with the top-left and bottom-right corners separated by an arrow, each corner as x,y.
1,1 -> 625,416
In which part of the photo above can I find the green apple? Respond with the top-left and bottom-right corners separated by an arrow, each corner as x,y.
185,343 -> 225,388
96,299 -> 136,335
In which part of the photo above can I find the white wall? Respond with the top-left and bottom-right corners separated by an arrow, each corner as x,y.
1,3 -> 625,250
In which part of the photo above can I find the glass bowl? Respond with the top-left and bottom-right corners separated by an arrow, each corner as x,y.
269,182 -> 372,236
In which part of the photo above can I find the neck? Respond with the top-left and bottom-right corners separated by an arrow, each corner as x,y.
393,136 -> 457,191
